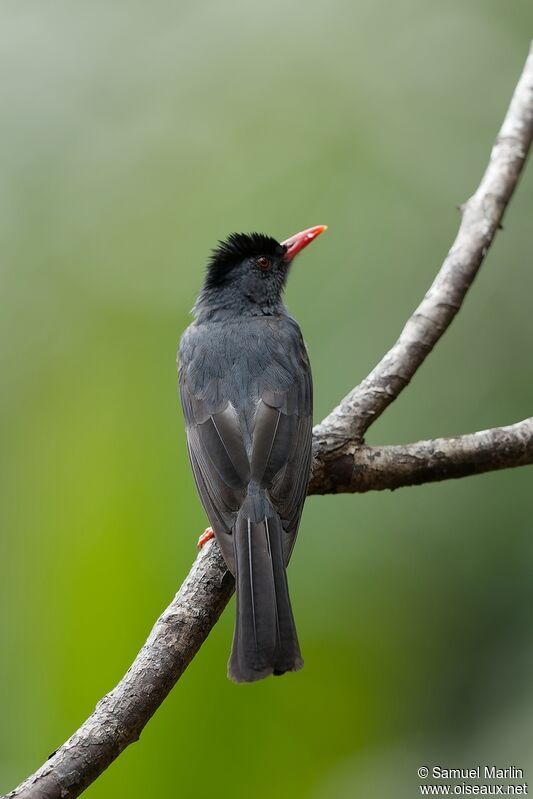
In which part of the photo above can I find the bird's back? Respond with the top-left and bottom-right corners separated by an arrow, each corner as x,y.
179,313 -> 311,456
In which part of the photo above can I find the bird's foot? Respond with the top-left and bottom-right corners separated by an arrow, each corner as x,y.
197,527 -> 215,549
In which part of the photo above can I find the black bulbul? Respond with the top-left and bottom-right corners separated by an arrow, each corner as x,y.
178,225 -> 327,682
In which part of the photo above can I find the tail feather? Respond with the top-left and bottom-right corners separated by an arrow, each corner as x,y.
228,501 -> 303,683
265,516 -> 303,675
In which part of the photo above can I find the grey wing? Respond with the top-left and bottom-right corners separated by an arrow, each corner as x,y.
180,382 -> 249,573
178,326 -> 250,571
250,333 -> 313,564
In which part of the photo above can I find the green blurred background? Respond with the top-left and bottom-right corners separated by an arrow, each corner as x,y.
1,2 -> 532,797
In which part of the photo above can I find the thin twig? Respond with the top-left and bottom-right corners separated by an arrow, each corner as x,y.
5,42 -> 533,799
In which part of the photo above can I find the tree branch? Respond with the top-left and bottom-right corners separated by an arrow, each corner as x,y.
309,417 -> 533,494
5,42 -> 533,799
313,42 -> 533,448
6,544 -> 233,799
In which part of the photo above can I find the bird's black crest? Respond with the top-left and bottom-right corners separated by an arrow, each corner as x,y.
205,232 -> 284,289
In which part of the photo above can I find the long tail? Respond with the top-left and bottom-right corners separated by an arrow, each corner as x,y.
228,496 -> 303,683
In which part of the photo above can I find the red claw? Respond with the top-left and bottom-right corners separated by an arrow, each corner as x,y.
197,527 -> 215,549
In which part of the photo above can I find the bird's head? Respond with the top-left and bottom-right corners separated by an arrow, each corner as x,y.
195,225 -> 327,317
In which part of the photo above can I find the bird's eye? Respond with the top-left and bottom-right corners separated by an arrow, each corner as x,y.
256,256 -> 271,270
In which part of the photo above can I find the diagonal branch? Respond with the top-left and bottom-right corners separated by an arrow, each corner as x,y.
5,544 -> 233,799
313,43 -> 533,448
5,42 -> 533,799
309,417 -> 533,494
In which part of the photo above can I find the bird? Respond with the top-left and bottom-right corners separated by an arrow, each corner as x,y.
178,225 -> 327,682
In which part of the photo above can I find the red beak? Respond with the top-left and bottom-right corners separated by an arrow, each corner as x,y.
281,225 -> 328,262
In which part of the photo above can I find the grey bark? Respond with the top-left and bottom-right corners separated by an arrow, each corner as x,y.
309,417 -> 533,494
4,42 -> 533,799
